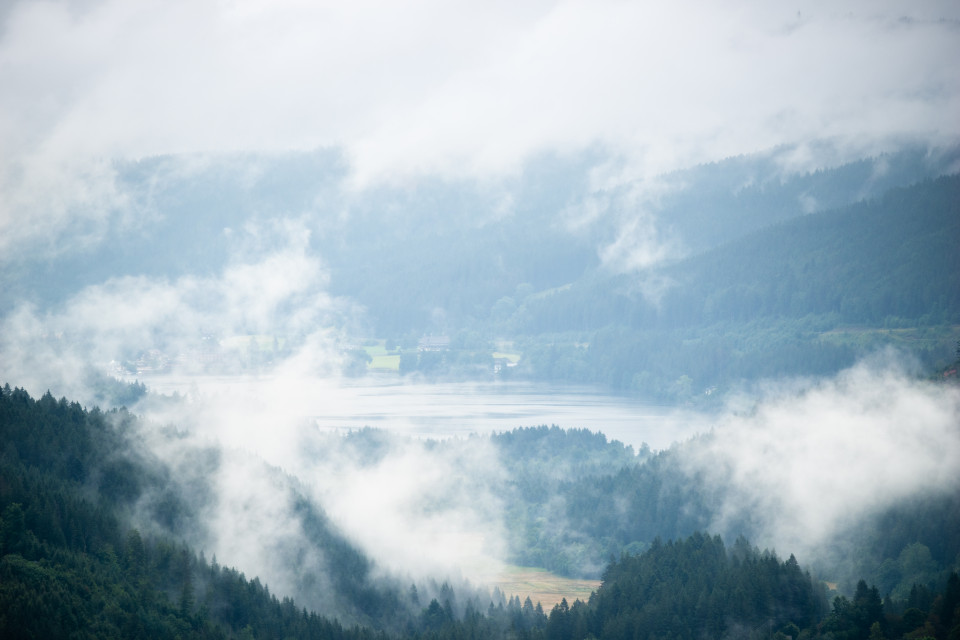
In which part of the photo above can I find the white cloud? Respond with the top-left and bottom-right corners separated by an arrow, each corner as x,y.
684,354 -> 960,562
1,0 -> 956,216
128,379 -> 510,591
0,219 -> 342,401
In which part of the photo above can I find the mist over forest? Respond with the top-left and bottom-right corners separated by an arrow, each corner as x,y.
2,1 -> 960,639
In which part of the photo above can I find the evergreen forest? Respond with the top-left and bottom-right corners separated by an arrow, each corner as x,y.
3,384 -> 959,639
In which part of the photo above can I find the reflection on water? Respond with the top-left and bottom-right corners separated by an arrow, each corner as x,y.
139,375 -> 709,451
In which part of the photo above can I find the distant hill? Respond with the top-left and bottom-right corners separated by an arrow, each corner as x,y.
511,174 -> 960,396
662,173 -> 960,327
520,173 -> 960,331
4,144 -> 956,327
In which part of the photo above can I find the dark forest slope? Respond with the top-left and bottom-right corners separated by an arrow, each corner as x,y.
520,174 -> 960,331
0,384 -> 412,638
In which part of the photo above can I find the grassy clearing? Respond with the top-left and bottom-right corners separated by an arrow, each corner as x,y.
489,565 -> 600,609
364,340 -> 402,369
363,341 -> 390,357
368,354 -> 400,370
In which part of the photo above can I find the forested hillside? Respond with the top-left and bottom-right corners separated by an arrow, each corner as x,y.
510,174 -> 960,397
9,146 -> 951,319
491,426 -> 960,597
545,534 -> 826,640
0,384 -> 424,636
3,385 -> 959,639
656,173 -> 959,327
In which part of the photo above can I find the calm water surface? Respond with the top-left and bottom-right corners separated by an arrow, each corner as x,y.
140,376 -> 710,451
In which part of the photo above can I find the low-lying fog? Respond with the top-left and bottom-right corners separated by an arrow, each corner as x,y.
125,359 -> 959,597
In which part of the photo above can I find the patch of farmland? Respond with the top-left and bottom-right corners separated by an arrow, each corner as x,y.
490,565 -> 600,610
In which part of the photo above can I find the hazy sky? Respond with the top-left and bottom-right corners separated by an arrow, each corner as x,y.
2,0 -> 958,186
2,0 -> 958,360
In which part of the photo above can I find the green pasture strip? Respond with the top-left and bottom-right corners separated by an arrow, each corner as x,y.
368,354 -> 401,370
363,341 -> 388,356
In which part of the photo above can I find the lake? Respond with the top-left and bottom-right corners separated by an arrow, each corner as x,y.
138,375 -> 710,451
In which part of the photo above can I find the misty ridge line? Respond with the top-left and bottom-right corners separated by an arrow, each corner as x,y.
4,142 -> 958,274
2,0 -> 958,240
3,148 -> 957,409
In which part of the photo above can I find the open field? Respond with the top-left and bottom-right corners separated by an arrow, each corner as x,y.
363,341 -> 390,357
489,565 -> 600,610
368,354 -> 400,370
363,341 -> 401,370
